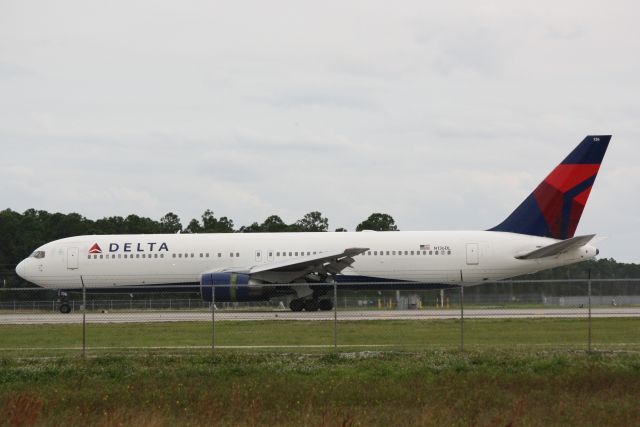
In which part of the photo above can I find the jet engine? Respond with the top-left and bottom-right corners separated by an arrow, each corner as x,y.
200,272 -> 270,302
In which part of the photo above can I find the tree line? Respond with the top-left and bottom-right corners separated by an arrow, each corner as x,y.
0,208 -> 637,288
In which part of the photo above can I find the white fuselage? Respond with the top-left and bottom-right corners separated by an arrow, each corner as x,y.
16,231 -> 597,290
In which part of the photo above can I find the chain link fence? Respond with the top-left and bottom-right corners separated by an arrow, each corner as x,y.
1,275 -> 639,355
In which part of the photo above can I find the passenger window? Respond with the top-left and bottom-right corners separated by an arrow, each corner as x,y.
179,254 -> 182,258
236,252 -> 240,257
118,254 -> 122,259
367,251 -> 371,255
404,251 -> 408,255
447,250 -> 451,255
429,251 -> 433,255
160,254 -> 164,258
435,251 -> 439,255
154,254 -> 158,258
218,253 -> 221,258
386,251 -> 389,255
230,253 -> 234,258
87,255 -> 91,259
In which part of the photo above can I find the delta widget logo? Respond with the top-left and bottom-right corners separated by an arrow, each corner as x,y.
89,243 -> 102,254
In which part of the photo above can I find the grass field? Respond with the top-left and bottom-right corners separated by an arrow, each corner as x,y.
2,350 -> 640,426
0,318 -> 639,355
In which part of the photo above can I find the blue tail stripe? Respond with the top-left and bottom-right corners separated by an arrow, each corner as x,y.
489,194 -> 549,237
561,135 -> 611,164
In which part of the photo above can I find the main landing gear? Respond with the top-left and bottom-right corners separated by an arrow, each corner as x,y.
289,298 -> 334,312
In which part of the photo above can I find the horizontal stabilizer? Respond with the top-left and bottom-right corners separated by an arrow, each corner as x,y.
515,234 -> 596,260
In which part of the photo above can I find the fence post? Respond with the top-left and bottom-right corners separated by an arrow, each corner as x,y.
211,285 -> 215,352
333,281 -> 338,351
588,269 -> 592,353
81,276 -> 86,358
460,285 -> 464,352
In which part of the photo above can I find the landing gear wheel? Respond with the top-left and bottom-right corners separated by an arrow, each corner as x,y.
289,299 -> 305,312
304,299 -> 319,312
59,303 -> 71,314
318,299 -> 333,311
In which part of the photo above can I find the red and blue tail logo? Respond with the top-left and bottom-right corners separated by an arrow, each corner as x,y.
490,135 -> 611,240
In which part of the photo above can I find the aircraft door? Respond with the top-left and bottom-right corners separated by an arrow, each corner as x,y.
67,247 -> 79,269
466,243 -> 479,265
255,250 -> 262,263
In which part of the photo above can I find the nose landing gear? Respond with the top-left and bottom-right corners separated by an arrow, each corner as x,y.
57,290 -> 71,314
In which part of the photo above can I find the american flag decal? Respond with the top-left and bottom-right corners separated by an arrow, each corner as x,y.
420,244 -> 430,250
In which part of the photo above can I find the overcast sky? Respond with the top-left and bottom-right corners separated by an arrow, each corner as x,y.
1,1 -> 638,262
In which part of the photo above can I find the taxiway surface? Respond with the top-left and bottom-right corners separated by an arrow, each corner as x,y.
1,308 -> 639,324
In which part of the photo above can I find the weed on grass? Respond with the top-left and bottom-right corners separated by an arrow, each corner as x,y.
1,350 -> 640,426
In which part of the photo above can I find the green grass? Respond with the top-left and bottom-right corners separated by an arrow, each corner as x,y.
0,318 -> 638,356
2,351 -> 640,426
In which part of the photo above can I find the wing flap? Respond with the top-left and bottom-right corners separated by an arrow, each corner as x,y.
249,247 -> 368,274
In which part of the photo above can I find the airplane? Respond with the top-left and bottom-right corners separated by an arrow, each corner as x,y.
16,135 -> 611,313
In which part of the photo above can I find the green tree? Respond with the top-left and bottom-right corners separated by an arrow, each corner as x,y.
184,219 -> 203,233
159,212 -> 182,233
238,222 -> 263,233
239,215 -> 292,233
260,215 -> 289,232
201,209 -> 234,233
122,214 -> 161,234
335,227 -> 347,232
294,211 -> 328,232
356,213 -> 398,231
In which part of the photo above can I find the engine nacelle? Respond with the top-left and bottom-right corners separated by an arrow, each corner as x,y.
200,272 -> 270,302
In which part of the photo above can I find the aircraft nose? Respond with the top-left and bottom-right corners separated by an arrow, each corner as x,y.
15,259 -> 27,279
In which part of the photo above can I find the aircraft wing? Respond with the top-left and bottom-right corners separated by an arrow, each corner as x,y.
515,234 -> 596,260
220,247 -> 369,283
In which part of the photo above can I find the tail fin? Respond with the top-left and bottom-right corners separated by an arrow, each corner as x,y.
490,135 -> 611,239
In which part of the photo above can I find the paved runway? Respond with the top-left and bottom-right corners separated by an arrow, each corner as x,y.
1,308 -> 639,324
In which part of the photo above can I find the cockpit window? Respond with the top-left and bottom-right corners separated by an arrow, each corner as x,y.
30,251 -> 45,259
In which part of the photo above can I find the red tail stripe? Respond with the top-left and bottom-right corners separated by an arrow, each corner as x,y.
544,164 -> 600,193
